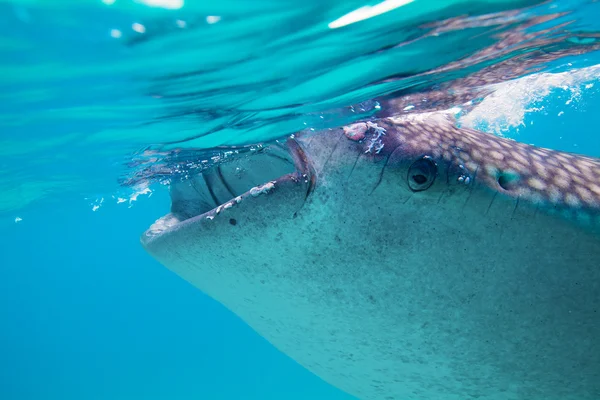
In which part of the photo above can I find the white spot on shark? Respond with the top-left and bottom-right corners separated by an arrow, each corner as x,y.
250,182 -> 276,197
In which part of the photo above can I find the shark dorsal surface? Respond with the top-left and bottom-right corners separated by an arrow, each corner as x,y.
142,112 -> 600,399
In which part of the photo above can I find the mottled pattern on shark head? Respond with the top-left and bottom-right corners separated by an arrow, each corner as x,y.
337,113 -> 600,228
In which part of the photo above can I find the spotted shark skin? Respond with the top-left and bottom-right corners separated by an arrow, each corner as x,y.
142,111 -> 600,400
357,114 -> 600,222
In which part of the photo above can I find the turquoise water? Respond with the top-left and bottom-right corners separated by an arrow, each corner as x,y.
1,0 -> 600,399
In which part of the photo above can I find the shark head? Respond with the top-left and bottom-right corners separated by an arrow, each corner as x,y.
141,112 -> 600,400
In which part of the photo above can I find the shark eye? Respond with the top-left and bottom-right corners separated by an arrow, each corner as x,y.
408,156 -> 437,192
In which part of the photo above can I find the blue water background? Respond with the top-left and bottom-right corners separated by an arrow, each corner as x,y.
0,192 -> 351,399
1,1 -> 600,399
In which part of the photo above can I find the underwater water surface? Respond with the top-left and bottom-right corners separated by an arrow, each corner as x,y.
1,0 -> 600,399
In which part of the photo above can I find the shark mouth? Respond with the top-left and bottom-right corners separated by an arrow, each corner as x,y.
143,138 -> 314,239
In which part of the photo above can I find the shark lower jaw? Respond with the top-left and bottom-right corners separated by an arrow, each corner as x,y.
141,138 -> 315,243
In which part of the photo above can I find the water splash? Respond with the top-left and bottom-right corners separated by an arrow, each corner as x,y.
460,64 -> 600,135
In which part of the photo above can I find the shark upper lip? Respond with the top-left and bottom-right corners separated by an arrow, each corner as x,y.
143,138 -> 314,239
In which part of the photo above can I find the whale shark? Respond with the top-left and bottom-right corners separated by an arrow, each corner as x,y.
141,110 -> 600,399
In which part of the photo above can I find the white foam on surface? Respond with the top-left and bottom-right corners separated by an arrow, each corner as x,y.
459,64 -> 600,136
